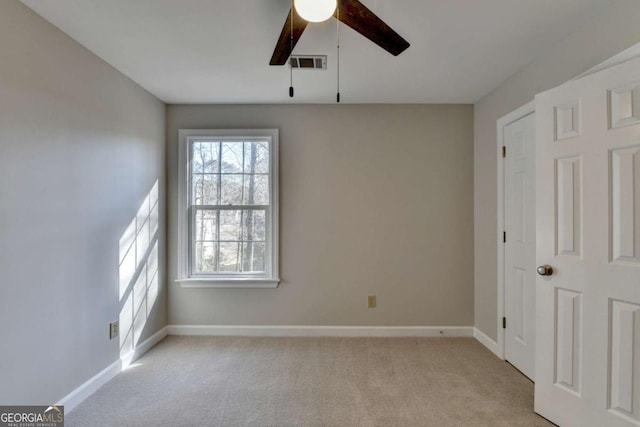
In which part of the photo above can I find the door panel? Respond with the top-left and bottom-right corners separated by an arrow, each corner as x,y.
609,82 -> 640,129
610,146 -> 640,263
609,299 -> 640,421
556,156 -> 582,257
535,56 -> 640,427
555,287 -> 581,395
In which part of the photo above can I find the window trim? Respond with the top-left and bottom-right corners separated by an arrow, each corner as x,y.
176,129 -> 279,288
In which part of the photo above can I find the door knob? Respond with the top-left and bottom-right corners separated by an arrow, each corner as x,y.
537,265 -> 554,276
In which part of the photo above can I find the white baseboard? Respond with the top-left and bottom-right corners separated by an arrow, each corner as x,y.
473,327 -> 501,358
57,326 -> 168,413
167,325 -> 474,337
56,359 -> 121,413
120,326 -> 168,368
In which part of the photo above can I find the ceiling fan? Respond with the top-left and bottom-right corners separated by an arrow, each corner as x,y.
269,0 -> 410,66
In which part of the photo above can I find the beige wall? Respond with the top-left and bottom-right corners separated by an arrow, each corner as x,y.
167,104 -> 474,327
474,0 -> 640,340
0,1 -> 166,404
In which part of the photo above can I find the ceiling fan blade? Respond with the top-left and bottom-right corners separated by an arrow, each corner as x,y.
270,8 -> 308,66
336,0 -> 410,56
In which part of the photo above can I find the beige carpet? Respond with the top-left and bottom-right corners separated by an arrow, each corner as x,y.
67,336 -> 552,426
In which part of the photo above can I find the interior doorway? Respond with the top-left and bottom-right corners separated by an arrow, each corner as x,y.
497,101 -> 536,380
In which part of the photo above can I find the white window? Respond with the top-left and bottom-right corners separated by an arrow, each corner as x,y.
177,129 -> 279,288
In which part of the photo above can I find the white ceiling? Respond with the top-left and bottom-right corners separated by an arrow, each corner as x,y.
22,0 -> 611,104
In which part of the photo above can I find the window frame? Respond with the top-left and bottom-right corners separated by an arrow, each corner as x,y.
176,129 -> 279,288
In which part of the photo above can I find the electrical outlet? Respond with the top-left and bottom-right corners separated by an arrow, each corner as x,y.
109,321 -> 119,339
368,295 -> 376,308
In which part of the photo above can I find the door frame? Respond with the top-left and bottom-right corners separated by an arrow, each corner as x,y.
496,100 -> 535,360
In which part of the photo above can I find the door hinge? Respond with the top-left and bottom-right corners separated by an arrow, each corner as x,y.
503,231 -> 506,243
503,317 -> 507,329
502,146 -> 506,158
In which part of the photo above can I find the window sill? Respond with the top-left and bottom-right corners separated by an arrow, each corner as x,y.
176,278 -> 280,288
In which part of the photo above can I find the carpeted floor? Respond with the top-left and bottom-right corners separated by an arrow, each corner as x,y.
67,336 -> 552,426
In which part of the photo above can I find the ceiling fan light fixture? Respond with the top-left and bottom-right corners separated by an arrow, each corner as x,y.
294,0 -> 337,23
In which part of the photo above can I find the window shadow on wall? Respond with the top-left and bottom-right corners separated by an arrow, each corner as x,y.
118,180 -> 159,366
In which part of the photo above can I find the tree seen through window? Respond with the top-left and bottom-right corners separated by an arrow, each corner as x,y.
191,140 -> 269,273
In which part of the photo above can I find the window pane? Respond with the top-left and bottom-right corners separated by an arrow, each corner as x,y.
241,210 -> 266,241
244,142 -> 269,174
220,174 -> 243,205
193,210 -> 266,274
242,242 -> 265,272
195,242 -> 217,273
221,142 -> 243,173
192,174 -> 218,205
185,132 -> 275,278
219,242 -> 240,271
192,141 -> 219,173
194,210 -> 217,241
219,210 -> 242,241
243,174 -> 269,205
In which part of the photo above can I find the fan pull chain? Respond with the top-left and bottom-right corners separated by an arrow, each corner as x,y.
289,0 -> 294,98
336,7 -> 340,103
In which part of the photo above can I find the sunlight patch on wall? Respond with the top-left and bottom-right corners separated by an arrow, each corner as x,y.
118,180 -> 160,360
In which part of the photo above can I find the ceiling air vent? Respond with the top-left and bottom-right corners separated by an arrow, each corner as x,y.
289,55 -> 327,70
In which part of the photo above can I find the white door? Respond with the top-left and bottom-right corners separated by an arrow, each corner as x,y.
535,56 -> 640,426
504,112 -> 536,380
